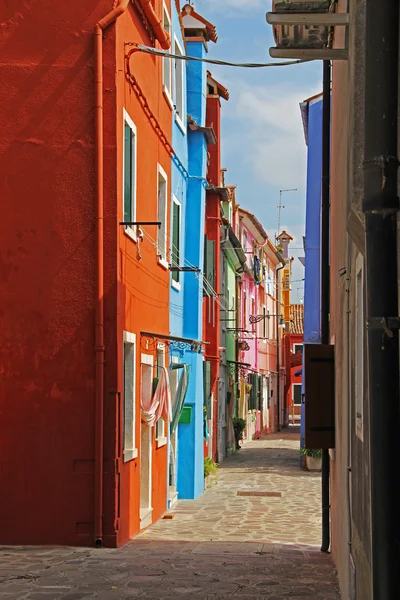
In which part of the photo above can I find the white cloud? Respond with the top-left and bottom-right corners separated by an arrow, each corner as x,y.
225,80 -> 320,189
196,0 -> 267,11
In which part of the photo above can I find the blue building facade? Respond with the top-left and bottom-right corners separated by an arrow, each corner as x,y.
167,4 -> 214,502
300,94 -> 323,456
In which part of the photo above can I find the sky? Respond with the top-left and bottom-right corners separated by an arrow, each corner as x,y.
193,0 -> 323,302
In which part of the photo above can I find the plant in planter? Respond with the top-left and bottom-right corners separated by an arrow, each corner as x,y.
233,417 -> 246,450
204,457 -> 218,479
301,448 -> 322,471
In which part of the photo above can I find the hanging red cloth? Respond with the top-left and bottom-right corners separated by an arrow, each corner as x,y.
141,366 -> 172,426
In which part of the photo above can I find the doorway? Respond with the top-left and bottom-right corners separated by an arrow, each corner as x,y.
140,354 -> 154,529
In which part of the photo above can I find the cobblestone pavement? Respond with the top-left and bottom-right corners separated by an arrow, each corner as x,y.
0,429 -> 340,599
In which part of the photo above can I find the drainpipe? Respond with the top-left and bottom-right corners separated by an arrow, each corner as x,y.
363,1 -> 400,596
94,0 -> 130,551
140,0 -> 171,48
320,59 -> 331,554
276,262 -> 285,431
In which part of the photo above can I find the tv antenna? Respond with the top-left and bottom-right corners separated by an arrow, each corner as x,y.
277,188 -> 297,240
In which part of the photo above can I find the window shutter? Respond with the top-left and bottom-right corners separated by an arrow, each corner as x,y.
258,375 -> 263,411
124,123 -> 132,222
203,361 -> 211,419
172,202 -> 180,282
249,374 -> 258,410
206,239 -> 215,290
123,342 -> 135,460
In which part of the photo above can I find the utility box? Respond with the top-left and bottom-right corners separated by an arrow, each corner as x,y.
304,344 -> 335,449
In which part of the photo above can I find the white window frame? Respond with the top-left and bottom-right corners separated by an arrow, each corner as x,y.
293,343 -> 303,354
171,195 -> 181,291
293,383 -> 302,405
122,109 -> 137,243
157,164 -> 169,269
162,3 -> 173,107
174,36 -> 186,134
156,343 -> 168,448
355,253 -> 364,441
123,331 -> 138,462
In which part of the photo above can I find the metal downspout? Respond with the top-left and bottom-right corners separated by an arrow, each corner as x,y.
94,0 -> 130,548
363,1 -> 400,595
320,59 -> 331,554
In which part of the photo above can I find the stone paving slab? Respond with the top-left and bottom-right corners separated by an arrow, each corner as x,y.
0,430 -> 340,598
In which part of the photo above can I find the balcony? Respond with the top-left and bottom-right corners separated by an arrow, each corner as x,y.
266,0 -> 348,60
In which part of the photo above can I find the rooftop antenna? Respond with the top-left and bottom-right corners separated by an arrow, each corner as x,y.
276,188 -> 297,240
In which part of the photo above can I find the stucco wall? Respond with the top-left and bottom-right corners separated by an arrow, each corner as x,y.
330,1 -> 371,599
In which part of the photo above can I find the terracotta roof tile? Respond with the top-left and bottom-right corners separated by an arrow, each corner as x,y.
181,3 -> 218,43
277,230 -> 293,241
207,71 -> 229,101
289,304 -> 304,335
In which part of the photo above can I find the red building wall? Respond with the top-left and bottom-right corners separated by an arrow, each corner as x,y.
284,333 -> 303,421
203,93 -> 222,461
0,0 -> 171,548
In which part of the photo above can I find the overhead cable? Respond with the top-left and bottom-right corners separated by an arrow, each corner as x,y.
127,43 -> 312,68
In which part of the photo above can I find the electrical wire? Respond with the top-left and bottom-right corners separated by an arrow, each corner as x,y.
141,227 -> 230,311
127,43 -> 313,69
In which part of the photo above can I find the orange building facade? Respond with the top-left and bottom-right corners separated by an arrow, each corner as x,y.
0,0 -> 173,547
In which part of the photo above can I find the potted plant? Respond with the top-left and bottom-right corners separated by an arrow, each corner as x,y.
233,417 -> 246,450
204,457 -> 218,487
301,448 -> 322,471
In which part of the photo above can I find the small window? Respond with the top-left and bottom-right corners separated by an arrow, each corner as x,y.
157,165 -> 168,265
171,197 -> 181,288
293,383 -> 302,405
251,297 -> 256,332
174,37 -> 185,130
156,344 -> 167,446
162,5 -> 172,100
123,110 -> 137,235
123,332 -> 137,462
294,344 -> 303,355
243,291 -> 247,330
355,253 -> 364,440
242,228 -> 247,248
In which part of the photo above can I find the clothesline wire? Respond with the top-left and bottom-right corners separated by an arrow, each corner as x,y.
127,43 -> 313,69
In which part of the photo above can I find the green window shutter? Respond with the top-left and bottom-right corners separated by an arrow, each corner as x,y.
206,239 -> 215,290
203,235 -> 208,296
258,375 -> 263,411
248,374 -> 256,410
203,361 -> 211,419
293,384 -> 302,405
124,123 -> 132,222
172,202 -> 180,283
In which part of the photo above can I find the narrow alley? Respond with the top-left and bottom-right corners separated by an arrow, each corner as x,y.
0,430 -> 340,600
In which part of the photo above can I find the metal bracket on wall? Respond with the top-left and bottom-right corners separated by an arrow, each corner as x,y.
119,221 -> 162,228
169,266 -> 201,272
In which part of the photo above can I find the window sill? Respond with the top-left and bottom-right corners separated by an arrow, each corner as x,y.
124,226 -> 137,244
175,114 -> 186,135
158,256 -> 169,270
171,280 -> 181,292
163,86 -> 174,109
156,437 -> 168,449
123,448 -> 138,462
